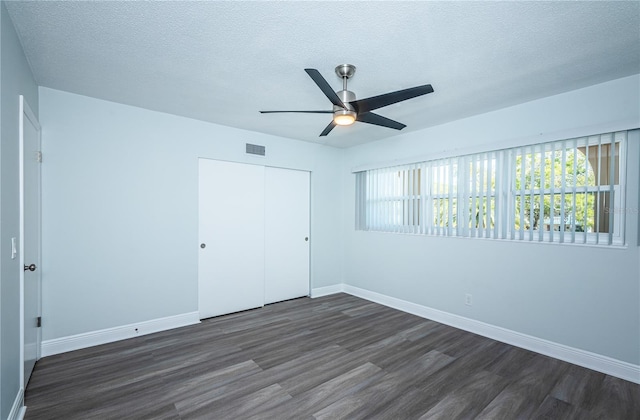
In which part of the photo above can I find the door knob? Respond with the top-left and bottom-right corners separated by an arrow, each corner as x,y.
24,263 -> 36,272
200,243 -> 206,249
305,237 -> 309,241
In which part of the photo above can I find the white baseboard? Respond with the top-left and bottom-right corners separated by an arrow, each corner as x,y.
37,287 -> 640,384
8,388 -> 25,420
343,284 -> 640,384
41,312 -> 200,357
310,284 -> 344,298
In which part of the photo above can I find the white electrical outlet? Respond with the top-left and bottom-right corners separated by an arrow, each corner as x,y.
465,294 -> 473,306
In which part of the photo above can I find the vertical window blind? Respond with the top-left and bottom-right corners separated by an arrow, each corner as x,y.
355,131 -> 626,246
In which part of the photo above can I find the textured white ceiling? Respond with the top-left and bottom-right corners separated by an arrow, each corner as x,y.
6,1 -> 640,148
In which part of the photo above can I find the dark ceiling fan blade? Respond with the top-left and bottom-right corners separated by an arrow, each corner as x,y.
357,112 -> 406,130
319,121 -> 336,137
260,110 -> 333,114
351,84 -> 434,113
304,68 -> 346,109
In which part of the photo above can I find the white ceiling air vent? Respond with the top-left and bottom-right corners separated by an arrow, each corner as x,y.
246,143 -> 266,156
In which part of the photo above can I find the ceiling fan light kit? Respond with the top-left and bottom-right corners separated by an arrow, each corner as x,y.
333,109 -> 356,126
260,64 -> 433,137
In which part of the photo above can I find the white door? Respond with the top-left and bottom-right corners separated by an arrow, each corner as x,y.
198,159 -> 265,318
20,96 -> 42,385
264,167 -> 310,304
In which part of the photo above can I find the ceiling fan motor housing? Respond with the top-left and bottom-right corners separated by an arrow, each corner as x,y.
333,89 -> 357,125
335,90 -> 356,111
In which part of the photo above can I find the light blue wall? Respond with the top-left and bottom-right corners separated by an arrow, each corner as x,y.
38,75 -> 640,368
0,1 -> 39,418
342,75 -> 640,364
39,87 -> 344,341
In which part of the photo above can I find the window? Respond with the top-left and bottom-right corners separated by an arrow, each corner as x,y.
512,133 -> 623,244
355,164 -> 422,233
355,131 -> 627,246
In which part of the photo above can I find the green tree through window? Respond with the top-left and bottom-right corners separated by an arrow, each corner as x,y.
514,141 -> 618,234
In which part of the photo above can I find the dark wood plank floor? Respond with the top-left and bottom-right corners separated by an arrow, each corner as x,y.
25,293 -> 639,419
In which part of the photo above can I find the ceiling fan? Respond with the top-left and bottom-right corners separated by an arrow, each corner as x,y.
260,64 -> 434,137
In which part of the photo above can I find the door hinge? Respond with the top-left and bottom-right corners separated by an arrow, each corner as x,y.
37,316 -> 42,328
36,151 -> 43,163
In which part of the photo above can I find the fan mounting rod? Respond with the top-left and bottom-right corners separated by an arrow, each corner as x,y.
335,64 -> 356,90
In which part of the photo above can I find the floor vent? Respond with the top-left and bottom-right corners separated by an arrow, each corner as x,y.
246,143 -> 266,156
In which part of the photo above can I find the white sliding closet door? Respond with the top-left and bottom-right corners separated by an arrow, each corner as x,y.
198,159 -> 265,318
265,167 -> 310,304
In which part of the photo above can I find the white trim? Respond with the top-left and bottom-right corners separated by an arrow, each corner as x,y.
19,95 -> 43,399
343,284 -> 640,384
19,96 -> 26,406
310,284 -> 344,298
8,388 -> 26,420
33,284 -> 640,384
41,312 -> 200,357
